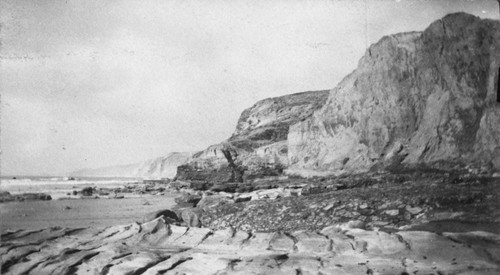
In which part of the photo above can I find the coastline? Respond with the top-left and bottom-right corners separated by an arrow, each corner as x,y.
0,177 -> 177,232
0,195 -> 177,232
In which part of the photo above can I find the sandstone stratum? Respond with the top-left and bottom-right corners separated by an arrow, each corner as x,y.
2,218 -> 500,275
177,13 -> 500,182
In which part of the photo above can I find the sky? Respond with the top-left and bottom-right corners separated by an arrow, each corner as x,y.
0,0 -> 498,176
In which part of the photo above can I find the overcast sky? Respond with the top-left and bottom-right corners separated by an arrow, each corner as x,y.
1,0 -> 498,176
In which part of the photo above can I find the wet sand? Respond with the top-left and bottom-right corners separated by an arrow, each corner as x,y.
0,195 -> 177,232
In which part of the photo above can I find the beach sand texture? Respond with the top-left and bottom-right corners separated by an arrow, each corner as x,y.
0,196 -> 177,232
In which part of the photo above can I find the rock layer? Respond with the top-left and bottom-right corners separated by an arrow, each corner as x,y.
176,91 -> 329,183
2,218 -> 499,274
288,13 -> 500,176
177,13 -> 500,181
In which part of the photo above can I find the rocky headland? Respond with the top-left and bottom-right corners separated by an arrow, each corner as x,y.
176,13 -> 500,187
175,90 -> 330,183
71,152 -> 193,179
2,13 -> 500,274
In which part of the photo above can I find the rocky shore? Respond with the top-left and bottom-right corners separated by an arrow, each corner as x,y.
2,168 -> 499,274
2,217 -> 499,274
165,169 -> 500,234
2,12 -> 500,274
0,191 -> 52,203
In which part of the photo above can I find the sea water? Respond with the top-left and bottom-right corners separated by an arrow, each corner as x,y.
0,176 -> 142,199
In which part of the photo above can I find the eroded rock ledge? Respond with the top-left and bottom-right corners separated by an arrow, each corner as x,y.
2,218 -> 499,275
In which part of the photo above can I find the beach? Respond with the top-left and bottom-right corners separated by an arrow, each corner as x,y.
0,196 -> 177,232
0,177 -> 177,232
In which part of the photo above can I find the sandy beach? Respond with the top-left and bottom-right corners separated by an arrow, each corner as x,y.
0,195 -> 177,232
0,177 -> 179,232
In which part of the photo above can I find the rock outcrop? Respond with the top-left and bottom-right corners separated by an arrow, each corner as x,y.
176,91 -> 330,183
178,13 -> 500,181
71,152 -> 193,179
2,218 -> 499,274
287,13 -> 500,176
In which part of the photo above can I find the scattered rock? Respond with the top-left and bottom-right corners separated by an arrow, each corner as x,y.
180,208 -> 202,227
341,220 -> 366,230
385,209 -> 399,216
197,194 -> 234,211
81,187 -> 94,196
143,209 -> 180,224
210,183 -> 239,193
174,193 -> 202,207
234,194 -> 252,203
406,205 -> 423,215
7,193 -> 53,202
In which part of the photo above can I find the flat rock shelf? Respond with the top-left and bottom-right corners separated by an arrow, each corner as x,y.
2,218 -> 499,275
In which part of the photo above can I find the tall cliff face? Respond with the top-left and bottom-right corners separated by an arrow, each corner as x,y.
71,152 -> 192,178
176,91 -> 330,182
287,13 -> 500,176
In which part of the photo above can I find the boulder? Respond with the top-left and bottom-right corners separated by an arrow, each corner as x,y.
15,193 -> 52,201
81,187 -> 94,196
169,180 -> 191,189
210,183 -> 239,193
251,188 -> 290,200
174,193 -> 202,207
234,194 -> 252,203
0,191 -> 13,202
189,180 -> 211,191
180,208 -> 202,228
142,209 -> 181,224
197,195 -> 234,211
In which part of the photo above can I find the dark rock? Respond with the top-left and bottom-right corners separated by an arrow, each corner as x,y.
235,184 -> 254,193
169,181 -> 191,189
234,195 -> 252,203
143,209 -> 181,224
175,193 -> 202,207
81,187 -> 94,196
210,183 -> 239,193
177,164 -> 234,185
197,195 -> 234,211
0,191 -> 13,202
15,193 -> 52,201
189,180 -> 211,191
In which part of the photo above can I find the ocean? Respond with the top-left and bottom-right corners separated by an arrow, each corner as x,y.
0,176 -> 143,199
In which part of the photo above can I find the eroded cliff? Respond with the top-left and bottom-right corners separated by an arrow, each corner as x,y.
176,91 -> 330,183
178,13 -> 500,181
71,152 -> 192,178
288,13 -> 500,176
